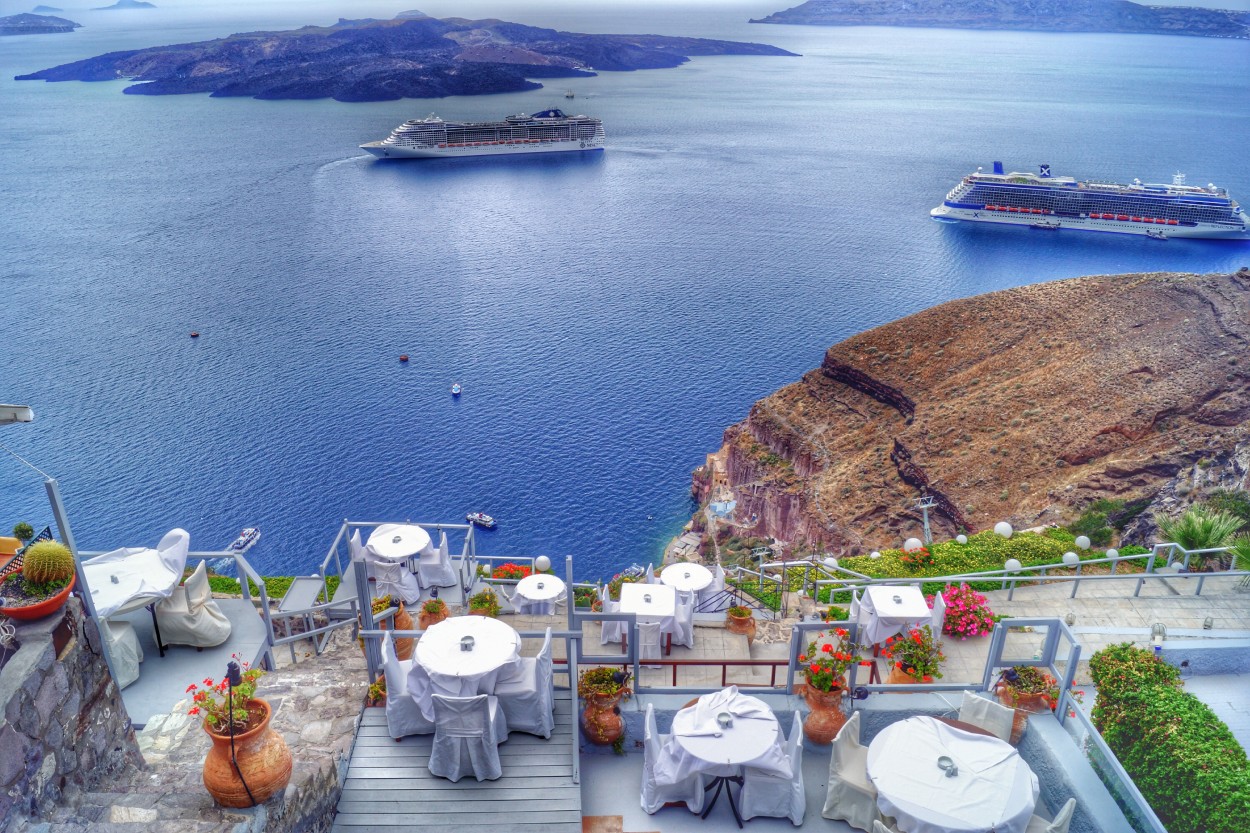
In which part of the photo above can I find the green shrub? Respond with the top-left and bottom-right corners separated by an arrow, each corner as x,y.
1158,506 -> 1242,569
1089,643 -> 1250,833
1067,509 -> 1114,547
1205,489 -> 1250,533
11,522 -> 34,542
727,576 -> 780,611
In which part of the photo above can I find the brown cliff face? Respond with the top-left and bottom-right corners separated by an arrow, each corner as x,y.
700,271 -> 1250,553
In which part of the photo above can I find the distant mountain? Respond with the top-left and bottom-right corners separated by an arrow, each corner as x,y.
93,0 -> 155,9
751,0 -> 1250,39
32,5 -> 64,11
15,14 -> 797,102
0,12 -> 79,34
396,9 -> 430,19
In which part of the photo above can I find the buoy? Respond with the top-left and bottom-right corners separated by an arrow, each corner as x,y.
190,331 -> 200,338
399,354 -> 409,362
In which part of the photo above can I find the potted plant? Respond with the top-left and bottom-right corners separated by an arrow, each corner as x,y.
725,604 -> 756,642
418,596 -> 448,629
365,676 -> 387,707
994,665 -> 1084,743
573,586 -> 598,609
0,540 -> 77,622
931,583 -> 997,639
797,627 -> 864,743
578,667 -> 632,750
186,656 -> 293,808
358,594 -> 413,660
606,572 -> 639,601
11,522 -> 34,544
468,588 -> 500,617
881,625 -> 945,685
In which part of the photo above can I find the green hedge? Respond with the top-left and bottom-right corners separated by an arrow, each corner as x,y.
1089,643 -> 1250,833
207,574 -> 341,603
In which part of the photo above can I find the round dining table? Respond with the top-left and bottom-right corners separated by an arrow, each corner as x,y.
367,523 -> 432,561
412,615 -> 521,697
866,715 -> 1039,833
514,573 -> 565,603
661,563 -> 713,594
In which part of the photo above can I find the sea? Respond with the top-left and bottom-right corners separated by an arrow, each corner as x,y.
1,0 -> 1247,581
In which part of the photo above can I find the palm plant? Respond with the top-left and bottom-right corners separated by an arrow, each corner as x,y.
1157,506 -> 1243,571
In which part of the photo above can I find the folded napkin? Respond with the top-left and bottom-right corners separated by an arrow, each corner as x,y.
679,686 -> 774,737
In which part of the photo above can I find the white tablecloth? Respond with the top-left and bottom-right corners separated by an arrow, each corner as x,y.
866,716 -> 1039,833
82,548 -> 183,618
861,585 -> 931,644
368,524 -> 433,561
660,563 -> 713,593
619,582 -> 675,622
655,687 -> 789,784
412,616 -> 521,698
515,573 -> 565,602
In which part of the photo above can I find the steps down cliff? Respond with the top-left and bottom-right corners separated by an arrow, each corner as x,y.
693,270 -> 1250,553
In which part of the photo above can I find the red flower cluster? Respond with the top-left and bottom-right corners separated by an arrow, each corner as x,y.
491,562 -> 533,581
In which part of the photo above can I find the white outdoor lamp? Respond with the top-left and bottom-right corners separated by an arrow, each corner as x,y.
1062,552 -> 1080,567
1074,535 -> 1091,550
994,522 -> 1013,539
1003,557 -> 1022,599
903,538 -> 924,553
955,534 -> 968,544
534,555 -> 551,573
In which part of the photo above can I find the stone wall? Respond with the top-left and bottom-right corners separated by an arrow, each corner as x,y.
0,597 -> 143,827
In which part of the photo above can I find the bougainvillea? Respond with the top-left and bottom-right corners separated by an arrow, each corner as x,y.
930,583 -> 995,639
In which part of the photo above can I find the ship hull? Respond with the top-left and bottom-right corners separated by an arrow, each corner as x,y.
361,139 -> 604,159
930,205 -> 1249,240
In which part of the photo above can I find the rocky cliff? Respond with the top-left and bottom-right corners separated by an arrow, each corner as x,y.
695,270 -> 1250,553
15,15 -> 795,101
751,0 -> 1250,39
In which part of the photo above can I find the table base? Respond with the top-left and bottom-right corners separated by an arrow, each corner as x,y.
701,774 -> 744,828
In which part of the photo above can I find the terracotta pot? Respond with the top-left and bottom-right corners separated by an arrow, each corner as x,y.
417,603 -> 448,630
994,685 -> 1045,744
726,611 -> 757,645
202,699 -> 293,808
0,573 -> 75,622
580,690 -> 626,746
391,603 -> 414,661
887,665 -> 921,685
799,677 -> 847,744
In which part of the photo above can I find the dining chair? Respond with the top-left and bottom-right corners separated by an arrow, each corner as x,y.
636,620 -> 664,665
821,711 -> 882,831
380,631 -> 435,739
740,713 -> 806,825
640,703 -> 705,814
428,694 -> 508,782
599,584 -> 626,644
1025,797 -> 1077,833
366,551 -> 423,605
417,530 -> 458,588
662,590 -> 696,650
154,560 -> 233,648
645,563 -> 657,584
102,619 -> 143,690
959,690 -> 1015,744
495,627 -> 554,738
697,564 -> 726,609
929,590 -> 947,639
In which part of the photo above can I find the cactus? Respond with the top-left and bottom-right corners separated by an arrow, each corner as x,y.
22,540 -> 75,585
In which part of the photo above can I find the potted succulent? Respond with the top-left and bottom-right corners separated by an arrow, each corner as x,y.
725,604 -> 756,642
468,588 -> 500,617
418,596 -> 449,629
797,627 -> 865,743
882,625 -> 945,685
578,667 -> 632,750
187,657 -> 293,808
0,540 -> 77,621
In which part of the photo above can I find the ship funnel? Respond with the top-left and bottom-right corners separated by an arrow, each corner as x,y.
992,161 -> 1004,175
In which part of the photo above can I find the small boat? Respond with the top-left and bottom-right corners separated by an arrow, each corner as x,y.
1146,229 -> 1168,241
466,512 -> 496,528
227,527 -> 261,553
564,90 -> 575,98
451,382 -> 462,396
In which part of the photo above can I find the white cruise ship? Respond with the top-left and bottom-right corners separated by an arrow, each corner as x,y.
361,108 -> 605,159
931,163 -> 1249,240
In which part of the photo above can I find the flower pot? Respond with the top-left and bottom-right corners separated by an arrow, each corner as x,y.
726,611 -> 756,645
391,603 -> 414,661
580,690 -> 626,746
0,573 -> 75,622
887,665 -> 921,685
799,677 -> 847,744
417,604 -> 448,630
994,685 -> 1044,745
202,698 -> 293,808
468,607 -> 495,617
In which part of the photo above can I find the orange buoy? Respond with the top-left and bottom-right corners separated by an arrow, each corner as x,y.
399,354 -> 409,362
190,331 -> 200,338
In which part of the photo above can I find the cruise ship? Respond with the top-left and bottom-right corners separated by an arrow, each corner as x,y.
931,163 -> 1249,239
360,109 -> 605,159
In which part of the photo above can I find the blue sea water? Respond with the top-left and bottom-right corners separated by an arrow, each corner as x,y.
1,0 -> 1247,580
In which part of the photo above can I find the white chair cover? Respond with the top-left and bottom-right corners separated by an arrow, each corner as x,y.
154,560 -> 232,648
636,620 -> 663,664
428,694 -> 508,782
417,530 -> 458,588
641,703 -> 705,815
103,620 -> 143,690
157,529 -> 191,575
740,713 -> 806,825
1026,797 -> 1076,833
960,690 -> 1015,744
849,588 -> 862,626
697,564 -> 726,609
599,583 -> 626,644
366,551 -> 423,605
381,631 -> 435,738
873,821 -> 902,833
662,589 -> 695,649
930,590 -> 947,638
495,627 -> 555,738
83,528 -> 190,618
644,563 -> 656,584
821,711 -> 881,831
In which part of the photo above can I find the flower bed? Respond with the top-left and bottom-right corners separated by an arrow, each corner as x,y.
490,562 -> 532,581
1089,643 -> 1250,833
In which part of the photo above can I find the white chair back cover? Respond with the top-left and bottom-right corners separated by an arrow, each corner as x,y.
849,588 -> 862,624
930,590 -> 947,639
636,620 -> 663,662
418,530 -> 458,588
641,703 -> 705,814
822,711 -> 881,830
185,560 -> 211,608
103,620 -> 143,689
697,564 -> 726,608
495,627 -> 556,738
156,528 -> 191,575
959,691 -> 1015,744
429,694 -> 504,782
367,551 -> 423,605
154,560 -> 232,648
1045,797 -> 1077,833
599,583 -> 626,644
740,712 -> 806,824
381,631 -> 435,737
663,590 -> 696,648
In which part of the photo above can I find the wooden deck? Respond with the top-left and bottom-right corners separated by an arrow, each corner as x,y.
331,690 -> 581,832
